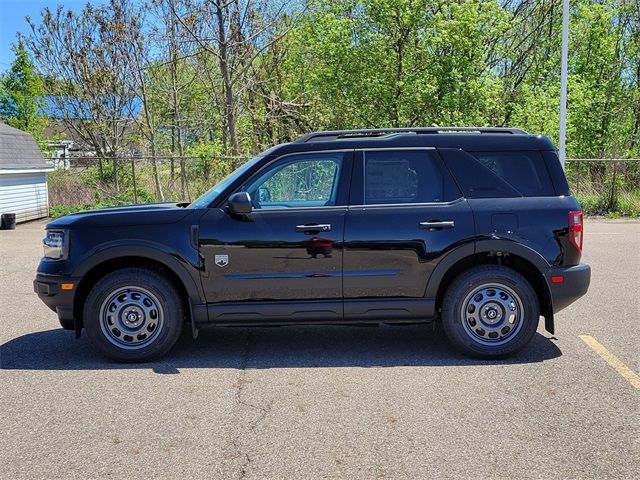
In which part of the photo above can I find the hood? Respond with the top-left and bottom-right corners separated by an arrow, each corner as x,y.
47,202 -> 195,229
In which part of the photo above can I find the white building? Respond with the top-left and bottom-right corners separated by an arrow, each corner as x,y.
0,122 -> 54,223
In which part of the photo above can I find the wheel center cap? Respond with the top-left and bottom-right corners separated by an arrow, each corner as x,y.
482,303 -> 502,324
123,308 -> 143,327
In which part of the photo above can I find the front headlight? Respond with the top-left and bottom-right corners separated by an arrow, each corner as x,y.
43,230 -> 66,260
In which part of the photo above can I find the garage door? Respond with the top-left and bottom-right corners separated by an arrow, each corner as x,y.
0,172 -> 49,223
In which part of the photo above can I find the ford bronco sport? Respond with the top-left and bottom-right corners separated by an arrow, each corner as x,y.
34,127 -> 591,361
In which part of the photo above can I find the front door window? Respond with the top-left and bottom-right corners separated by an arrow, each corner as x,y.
246,153 -> 343,209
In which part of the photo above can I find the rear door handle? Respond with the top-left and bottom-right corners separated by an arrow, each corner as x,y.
296,223 -> 331,234
419,220 -> 455,230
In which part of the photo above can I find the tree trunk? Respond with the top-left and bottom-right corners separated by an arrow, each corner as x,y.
149,140 -> 164,201
215,0 -> 239,156
170,130 -> 175,178
138,67 -> 164,201
169,0 -> 185,196
112,156 -> 119,193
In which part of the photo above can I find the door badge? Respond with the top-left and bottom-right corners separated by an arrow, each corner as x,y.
215,254 -> 229,267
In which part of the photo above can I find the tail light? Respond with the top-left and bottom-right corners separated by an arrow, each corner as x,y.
569,210 -> 583,253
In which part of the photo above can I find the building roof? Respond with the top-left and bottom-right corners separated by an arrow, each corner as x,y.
0,122 -> 51,171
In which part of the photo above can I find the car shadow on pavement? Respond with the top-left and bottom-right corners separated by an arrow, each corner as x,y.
1,324 -> 561,372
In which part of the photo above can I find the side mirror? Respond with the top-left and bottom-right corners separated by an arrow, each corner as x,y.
227,192 -> 252,215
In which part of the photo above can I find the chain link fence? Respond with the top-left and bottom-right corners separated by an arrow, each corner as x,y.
47,155 -> 248,217
565,159 -> 640,217
46,156 -> 640,217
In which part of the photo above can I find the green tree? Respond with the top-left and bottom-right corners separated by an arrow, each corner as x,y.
568,1 -> 638,158
282,0 -> 511,130
0,43 -> 47,141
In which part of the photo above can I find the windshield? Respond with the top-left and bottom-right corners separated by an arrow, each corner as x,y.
188,154 -> 266,209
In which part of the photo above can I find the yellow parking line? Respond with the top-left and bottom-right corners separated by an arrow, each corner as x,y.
579,335 -> 640,390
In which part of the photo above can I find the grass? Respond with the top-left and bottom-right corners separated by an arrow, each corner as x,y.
574,190 -> 640,218
47,160 -> 234,218
49,202 -> 128,218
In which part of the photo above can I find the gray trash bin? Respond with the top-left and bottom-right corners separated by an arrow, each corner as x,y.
1,213 -> 16,230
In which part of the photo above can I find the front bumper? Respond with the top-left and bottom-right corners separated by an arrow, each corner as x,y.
545,263 -> 591,313
34,274 -> 80,330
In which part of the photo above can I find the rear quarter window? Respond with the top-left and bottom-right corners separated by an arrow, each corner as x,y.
471,151 -> 555,196
439,148 -> 556,198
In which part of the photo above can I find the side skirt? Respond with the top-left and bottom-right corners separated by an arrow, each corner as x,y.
344,298 -> 435,321
195,298 -> 435,327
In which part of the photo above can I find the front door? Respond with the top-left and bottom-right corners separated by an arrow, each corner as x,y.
198,151 -> 353,316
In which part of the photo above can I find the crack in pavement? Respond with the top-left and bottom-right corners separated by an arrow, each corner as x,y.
227,329 -> 273,479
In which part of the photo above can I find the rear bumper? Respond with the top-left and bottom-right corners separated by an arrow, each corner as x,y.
545,263 -> 591,313
34,274 -> 79,330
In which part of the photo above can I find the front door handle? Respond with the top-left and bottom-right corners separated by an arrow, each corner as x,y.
296,224 -> 332,234
419,220 -> 455,231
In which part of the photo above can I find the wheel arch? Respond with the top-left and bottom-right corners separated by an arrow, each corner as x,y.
428,242 -> 554,333
72,246 -> 203,328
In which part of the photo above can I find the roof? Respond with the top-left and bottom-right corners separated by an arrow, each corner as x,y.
0,122 -> 51,171
276,128 -> 555,154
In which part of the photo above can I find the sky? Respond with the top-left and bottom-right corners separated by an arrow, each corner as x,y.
0,0 -> 109,71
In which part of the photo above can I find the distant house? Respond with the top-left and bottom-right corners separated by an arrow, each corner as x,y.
0,123 -> 54,223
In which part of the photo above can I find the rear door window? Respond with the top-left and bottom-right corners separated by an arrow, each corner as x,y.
363,150 -> 460,204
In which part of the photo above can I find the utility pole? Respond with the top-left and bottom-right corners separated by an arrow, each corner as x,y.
559,0 -> 569,168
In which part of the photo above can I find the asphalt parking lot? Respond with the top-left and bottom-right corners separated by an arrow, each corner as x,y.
1,218 -> 638,479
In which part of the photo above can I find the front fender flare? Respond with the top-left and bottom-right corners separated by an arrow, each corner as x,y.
72,241 -> 204,303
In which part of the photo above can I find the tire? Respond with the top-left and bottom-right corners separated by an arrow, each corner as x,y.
83,268 -> 184,362
441,265 -> 539,359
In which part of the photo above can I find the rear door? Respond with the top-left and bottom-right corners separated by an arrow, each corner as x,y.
343,148 -> 474,318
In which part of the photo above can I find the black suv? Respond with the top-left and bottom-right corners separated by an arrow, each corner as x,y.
35,127 -> 591,361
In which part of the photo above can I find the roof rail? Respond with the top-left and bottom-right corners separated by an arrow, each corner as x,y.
294,127 -> 529,143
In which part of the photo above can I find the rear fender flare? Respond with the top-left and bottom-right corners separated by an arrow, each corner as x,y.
426,239 -> 554,332
424,242 -> 475,299
474,239 -> 551,270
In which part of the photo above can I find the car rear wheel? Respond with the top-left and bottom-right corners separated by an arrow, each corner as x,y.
441,265 -> 539,358
83,268 -> 184,362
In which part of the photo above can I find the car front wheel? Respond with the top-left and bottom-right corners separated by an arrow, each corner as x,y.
441,265 -> 539,358
83,268 -> 184,362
